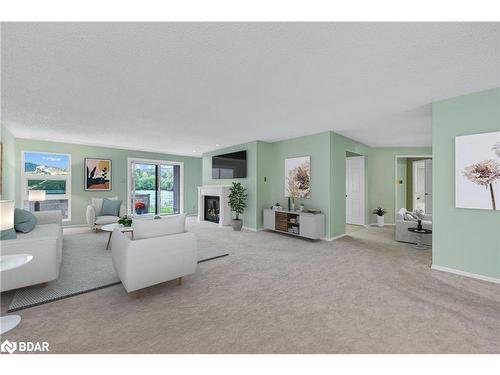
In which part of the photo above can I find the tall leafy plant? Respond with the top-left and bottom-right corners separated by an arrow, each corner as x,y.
228,182 -> 248,220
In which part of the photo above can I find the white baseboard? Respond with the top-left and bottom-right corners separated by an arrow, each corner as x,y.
368,223 -> 395,227
324,233 -> 347,241
242,226 -> 262,232
431,264 -> 500,285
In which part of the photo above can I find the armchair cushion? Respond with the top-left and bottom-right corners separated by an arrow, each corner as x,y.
95,215 -> 121,225
14,208 -> 37,233
0,228 -> 17,240
101,198 -> 122,217
133,214 -> 186,240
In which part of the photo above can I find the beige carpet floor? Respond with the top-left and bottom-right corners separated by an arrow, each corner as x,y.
1,219 -> 499,353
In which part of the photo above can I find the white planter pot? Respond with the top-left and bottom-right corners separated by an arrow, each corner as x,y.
376,215 -> 384,227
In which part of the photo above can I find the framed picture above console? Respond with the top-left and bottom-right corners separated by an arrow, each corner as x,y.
284,156 -> 311,198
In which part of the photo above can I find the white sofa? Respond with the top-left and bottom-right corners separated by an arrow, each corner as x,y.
86,197 -> 126,231
395,208 -> 432,246
1,211 -> 63,292
111,214 -> 197,293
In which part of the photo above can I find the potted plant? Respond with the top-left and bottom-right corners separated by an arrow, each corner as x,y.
135,201 -> 146,215
118,215 -> 132,227
372,207 -> 387,227
413,208 -> 424,230
228,182 -> 248,231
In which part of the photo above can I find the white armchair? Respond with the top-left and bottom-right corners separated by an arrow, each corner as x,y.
86,197 -> 126,231
110,214 -> 197,293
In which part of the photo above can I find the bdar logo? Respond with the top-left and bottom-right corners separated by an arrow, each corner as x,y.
1,340 -> 17,354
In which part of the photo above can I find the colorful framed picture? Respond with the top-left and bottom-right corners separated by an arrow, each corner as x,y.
85,158 -> 112,191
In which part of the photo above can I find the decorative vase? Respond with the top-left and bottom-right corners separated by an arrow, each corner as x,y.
291,202 -> 295,211
376,215 -> 384,227
417,220 -> 422,231
232,219 -> 243,231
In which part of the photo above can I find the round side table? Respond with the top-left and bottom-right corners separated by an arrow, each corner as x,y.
408,227 -> 432,249
101,223 -> 133,250
0,254 -> 33,334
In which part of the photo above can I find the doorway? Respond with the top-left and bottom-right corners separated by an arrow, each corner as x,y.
346,154 -> 366,229
394,155 -> 432,218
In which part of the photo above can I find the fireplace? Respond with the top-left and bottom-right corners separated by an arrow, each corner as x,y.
204,196 -> 220,223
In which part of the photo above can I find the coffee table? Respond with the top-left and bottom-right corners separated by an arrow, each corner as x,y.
101,223 -> 133,250
1,254 -> 33,334
408,227 -> 432,249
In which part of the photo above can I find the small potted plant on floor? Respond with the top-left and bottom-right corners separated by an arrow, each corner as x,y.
372,207 -> 387,227
228,182 -> 247,231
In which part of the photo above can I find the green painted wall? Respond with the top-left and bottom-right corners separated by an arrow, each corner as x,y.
396,158 -> 407,212
256,141 -> 273,230
202,132 -> 431,237
330,132 -> 371,237
0,124 -> 19,202
202,141 -> 258,229
268,132 -> 332,236
12,138 -> 202,226
432,88 -> 500,279
367,147 -> 432,224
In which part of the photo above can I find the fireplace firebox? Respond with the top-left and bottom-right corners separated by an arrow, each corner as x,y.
204,196 -> 220,223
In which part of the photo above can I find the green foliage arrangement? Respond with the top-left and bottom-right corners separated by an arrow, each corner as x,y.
372,207 -> 387,216
118,216 -> 132,227
228,182 -> 248,220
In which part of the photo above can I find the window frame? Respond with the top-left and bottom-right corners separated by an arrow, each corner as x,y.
21,150 -> 72,221
127,157 -> 184,217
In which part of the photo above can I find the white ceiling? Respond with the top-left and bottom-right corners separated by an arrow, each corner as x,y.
1,22 -> 499,156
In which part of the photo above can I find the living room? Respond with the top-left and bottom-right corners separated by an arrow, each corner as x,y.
0,5 -> 499,372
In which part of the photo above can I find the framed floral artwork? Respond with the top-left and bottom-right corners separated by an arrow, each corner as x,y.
284,156 -> 311,198
455,131 -> 500,210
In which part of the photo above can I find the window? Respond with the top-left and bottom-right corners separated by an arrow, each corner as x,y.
127,158 -> 183,216
22,151 -> 71,220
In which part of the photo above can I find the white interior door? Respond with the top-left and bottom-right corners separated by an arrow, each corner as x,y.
424,159 -> 432,214
346,156 -> 365,225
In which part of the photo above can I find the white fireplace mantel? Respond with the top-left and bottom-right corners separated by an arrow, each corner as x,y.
198,185 -> 232,226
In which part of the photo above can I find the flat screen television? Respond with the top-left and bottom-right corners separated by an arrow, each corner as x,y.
212,150 -> 247,179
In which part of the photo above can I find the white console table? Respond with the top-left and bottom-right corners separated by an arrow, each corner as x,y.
263,209 -> 325,240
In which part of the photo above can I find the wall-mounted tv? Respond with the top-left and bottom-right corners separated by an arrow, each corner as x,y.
212,150 -> 247,179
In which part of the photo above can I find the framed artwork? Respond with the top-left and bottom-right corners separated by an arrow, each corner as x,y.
85,158 -> 112,191
455,131 -> 500,210
284,156 -> 311,198
0,143 -> 2,195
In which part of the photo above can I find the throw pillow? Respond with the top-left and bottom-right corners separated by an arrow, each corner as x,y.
14,208 -> 37,233
0,228 -> 17,240
91,196 -> 118,216
101,198 -> 122,217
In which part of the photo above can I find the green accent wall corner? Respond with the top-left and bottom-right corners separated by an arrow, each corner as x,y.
432,87 -> 500,280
